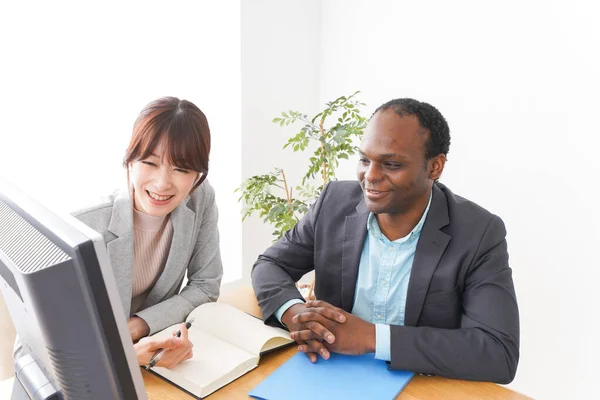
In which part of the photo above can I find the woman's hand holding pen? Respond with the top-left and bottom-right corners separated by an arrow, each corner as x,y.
135,323 -> 194,369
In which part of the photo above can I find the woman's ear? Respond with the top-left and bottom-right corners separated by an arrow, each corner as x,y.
194,172 -> 202,186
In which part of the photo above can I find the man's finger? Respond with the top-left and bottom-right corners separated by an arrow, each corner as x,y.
303,351 -> 318,363
291,313 -> 341,337
290,325 -> 335,344
291,329 -> 321,342
299,339 -> 330,360
305,301 -> 346,323
297,340 -> 318,363
309,306 -> 346,324
291,314 -> 336,343
292,311 -> 333,325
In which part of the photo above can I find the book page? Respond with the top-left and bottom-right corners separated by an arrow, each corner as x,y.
152,329 -> 258,397
188,302 -> 292,356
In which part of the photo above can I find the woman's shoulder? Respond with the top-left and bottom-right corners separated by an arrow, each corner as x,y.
186,180 -> 216,211
71,190 -> 121,231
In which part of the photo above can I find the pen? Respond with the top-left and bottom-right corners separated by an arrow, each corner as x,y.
145,317 -> 194,370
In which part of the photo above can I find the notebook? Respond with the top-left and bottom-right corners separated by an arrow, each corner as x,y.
149,302 -> 293,398
249,352 -> 414,400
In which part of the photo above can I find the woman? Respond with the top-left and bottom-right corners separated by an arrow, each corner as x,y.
74,97 -> 223,368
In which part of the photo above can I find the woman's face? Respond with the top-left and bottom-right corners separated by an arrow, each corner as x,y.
129,142 -> 200,217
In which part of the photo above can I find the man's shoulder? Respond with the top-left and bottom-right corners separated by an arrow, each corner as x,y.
318,180 -> 363,210
322,180 -> 363,200
437,183 -> 503,230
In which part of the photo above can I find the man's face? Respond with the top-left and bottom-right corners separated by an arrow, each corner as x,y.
357,110 -> 436,215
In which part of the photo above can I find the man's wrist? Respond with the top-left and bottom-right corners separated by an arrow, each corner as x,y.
281,303 -> 306,328
365,322 -> 377,353
275,299 -> 304,326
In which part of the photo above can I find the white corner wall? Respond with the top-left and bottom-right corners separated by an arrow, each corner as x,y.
0,1 -> 242,282
319,1 -> 600,399
240,0 -> 322,280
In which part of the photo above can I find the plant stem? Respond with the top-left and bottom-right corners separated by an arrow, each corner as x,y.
319,118 -> 327,186
280,169 -> 294,216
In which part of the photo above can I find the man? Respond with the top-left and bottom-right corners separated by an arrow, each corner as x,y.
251,98 -> 519,384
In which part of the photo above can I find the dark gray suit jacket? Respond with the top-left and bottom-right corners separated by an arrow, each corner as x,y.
251,181 -> 519,383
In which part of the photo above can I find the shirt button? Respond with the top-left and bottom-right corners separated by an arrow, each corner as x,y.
377,314 -> 383,319
381,279 -> 386,284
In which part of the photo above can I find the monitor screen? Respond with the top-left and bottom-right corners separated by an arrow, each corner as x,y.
0,179 -> 147,400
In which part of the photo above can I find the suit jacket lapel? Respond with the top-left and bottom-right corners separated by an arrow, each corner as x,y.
341,199 -> 369,312
141,196 -> 194,309
404,184 -> 451,327
107,190 -> 134,317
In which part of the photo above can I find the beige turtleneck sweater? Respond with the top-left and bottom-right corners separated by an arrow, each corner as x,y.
130,209 -> 174,313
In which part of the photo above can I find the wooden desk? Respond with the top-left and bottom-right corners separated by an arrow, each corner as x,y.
143,283 -> 532,400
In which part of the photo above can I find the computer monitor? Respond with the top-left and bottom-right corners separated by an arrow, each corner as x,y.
0,179 -> 147,400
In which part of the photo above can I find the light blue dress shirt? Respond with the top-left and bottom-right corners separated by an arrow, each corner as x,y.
275,193 -> 432,361
352,193 -> 431,360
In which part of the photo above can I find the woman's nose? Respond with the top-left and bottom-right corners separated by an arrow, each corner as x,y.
153,168 -> 173,190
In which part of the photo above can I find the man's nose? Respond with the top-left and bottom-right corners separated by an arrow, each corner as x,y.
364,163 -> 382,182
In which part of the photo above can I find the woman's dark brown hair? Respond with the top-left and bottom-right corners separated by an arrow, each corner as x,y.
124,96 -> 210,191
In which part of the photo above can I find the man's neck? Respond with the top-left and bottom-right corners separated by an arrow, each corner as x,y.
376,188 -> 432,241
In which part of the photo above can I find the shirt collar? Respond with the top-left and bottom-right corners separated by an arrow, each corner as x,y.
367,190 -> 433,244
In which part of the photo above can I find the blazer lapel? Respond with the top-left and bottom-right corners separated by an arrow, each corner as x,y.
106,190 -> 135,317
404,185 -> 451,327
141,196 -> 194,308
341,199 -> 369,312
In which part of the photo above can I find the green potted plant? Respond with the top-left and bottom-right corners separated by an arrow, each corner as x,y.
237,91 -> 368,298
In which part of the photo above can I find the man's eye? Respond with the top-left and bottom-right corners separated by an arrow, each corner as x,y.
142,161 -> 156,166
384,163 -> 401,169
359,158 -> 370,164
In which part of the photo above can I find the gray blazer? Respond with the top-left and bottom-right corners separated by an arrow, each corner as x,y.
252,181 -> 519,384
74,181 -> 223,335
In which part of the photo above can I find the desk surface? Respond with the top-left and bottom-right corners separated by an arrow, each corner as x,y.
144,284 -> 531,400
0,283 -> 530,399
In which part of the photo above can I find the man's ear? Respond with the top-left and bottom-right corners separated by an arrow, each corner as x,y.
428,154 -> 446,181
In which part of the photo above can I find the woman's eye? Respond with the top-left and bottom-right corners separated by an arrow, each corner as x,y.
175,168 -> 189,174
142,161 -> 156,166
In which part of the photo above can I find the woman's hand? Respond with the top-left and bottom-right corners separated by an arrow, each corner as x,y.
135,323 -> 194,369
128,316 -> 150,342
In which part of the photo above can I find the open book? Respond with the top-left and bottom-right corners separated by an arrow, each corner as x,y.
149,302 -> 293,398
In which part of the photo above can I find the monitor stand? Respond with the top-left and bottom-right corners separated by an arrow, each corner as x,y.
11,377 -> 28,400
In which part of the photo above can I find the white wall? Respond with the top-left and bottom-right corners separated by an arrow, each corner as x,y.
240,0 -> 322,279
319,0 -> 600,398
3,0 -> 597,397
0,1 -> 242,283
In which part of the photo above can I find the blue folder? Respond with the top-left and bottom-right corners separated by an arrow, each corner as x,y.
249,352 -> 414,400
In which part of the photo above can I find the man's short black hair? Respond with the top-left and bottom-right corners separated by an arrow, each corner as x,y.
374,98 -> 451,160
